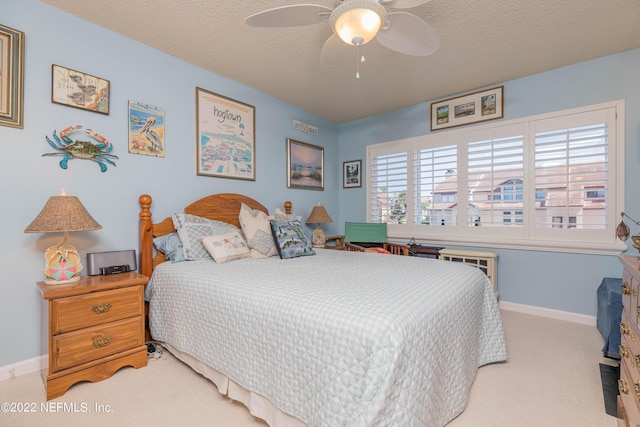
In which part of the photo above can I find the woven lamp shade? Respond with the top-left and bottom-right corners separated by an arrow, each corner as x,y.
25,195 -> 102,233
306,205 -> 333,224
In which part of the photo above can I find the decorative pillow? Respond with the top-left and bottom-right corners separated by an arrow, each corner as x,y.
153,233 -> 187,263
172,213 -> 242,260
269,219 -> 316,259
238,203 -> 278,258
202,231 -> 251,264
272,207 -> 302,224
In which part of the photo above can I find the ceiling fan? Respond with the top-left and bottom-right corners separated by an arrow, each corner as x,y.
246,0 -> 439,72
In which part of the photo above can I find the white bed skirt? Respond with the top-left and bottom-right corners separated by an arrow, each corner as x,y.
163,343 -> 308,427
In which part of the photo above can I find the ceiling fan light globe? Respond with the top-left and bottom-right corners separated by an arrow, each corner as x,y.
330,0 -> 387,46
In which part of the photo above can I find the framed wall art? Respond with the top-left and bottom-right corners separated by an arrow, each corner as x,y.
196,87 -> 255,180
430,86 -> 503,131
343,159 -> 362,188
287,138 -> 324,190
128,101 -> 165,157
0,24 -> 24,128
51,64 -> 110,114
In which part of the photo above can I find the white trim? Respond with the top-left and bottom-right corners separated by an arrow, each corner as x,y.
499,300 -> 596,326
0,354 -> 45,381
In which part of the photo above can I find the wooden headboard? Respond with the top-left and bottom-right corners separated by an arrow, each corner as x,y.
138,193 -> 292,278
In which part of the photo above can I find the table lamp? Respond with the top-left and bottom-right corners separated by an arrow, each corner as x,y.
24,189 -> 102,285
305,203 -> 333,248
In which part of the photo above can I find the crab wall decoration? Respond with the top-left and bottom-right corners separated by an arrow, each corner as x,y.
43,125 -> 118,172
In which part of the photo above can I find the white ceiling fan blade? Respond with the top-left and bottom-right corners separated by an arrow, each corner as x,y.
382,0 -> 432,9
376,12 -> 439,56
320,34 -> 353,69
246,4 -> 332,27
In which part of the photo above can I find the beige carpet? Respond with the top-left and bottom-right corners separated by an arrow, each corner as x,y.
0,310 -> 619,427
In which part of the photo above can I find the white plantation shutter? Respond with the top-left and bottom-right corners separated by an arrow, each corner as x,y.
369,150 -> 408,224
366,101 -> 624,253
467,134 -> 524,227
414,144 -> 457,226
534,123 -> 608,229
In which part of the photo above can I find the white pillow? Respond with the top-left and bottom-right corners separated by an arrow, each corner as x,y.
238,202 -> 278,258
202,231 -> 250,264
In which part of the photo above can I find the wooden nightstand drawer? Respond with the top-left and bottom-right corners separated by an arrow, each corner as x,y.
52,286 -> 143,334
52,316 -> 143,372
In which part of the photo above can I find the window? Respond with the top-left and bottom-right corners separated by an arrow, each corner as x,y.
366,101 -> 625,254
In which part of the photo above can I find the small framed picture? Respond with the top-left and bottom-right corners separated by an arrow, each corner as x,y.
430,86 -> 503,131
287,138 -> 324,190
51,64 -> 110,114
343,160 -> 362,188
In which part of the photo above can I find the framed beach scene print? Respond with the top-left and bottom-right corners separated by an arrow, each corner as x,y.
196,87 -> 255,180
287,138 -> 324,190
0,24 -> 24,128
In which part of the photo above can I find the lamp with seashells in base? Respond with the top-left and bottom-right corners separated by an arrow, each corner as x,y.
24,189 -> 102,285
616,211 -> 640,255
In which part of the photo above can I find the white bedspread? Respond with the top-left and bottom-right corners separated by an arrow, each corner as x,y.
149,249 -> 507,427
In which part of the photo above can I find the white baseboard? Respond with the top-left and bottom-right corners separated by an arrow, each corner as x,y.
499,300 -> 597,326
0,355 -> 46,381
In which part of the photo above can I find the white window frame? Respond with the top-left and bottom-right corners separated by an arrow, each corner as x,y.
366,100 -> 626,255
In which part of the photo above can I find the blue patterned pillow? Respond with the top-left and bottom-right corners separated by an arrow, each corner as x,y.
172,213 -> 242,260
153,233 -> 186,263
269,220 -> 315,259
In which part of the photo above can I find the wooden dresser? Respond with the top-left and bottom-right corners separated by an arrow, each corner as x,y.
38,272 -> 148,400
618,255 -> 640,426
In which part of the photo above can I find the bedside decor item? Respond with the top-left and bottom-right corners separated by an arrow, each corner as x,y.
196,87 -> 255,180
430,86 -> 504,131
616,211 -> 640,254
0,24 -> 24,129
43,125 -> 118,172
343,159 -> 362,188
128,101 -> 165,157
305,203 -> 333,247
51,64 -> 110,114
25,189 -> 102,285
287,138 -> 324,190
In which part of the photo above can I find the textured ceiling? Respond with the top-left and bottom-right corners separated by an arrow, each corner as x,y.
41,0 -> 640,123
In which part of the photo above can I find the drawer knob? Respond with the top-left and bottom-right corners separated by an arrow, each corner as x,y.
623,281 -> 631,295
621,322 -> 630,335
93,336 -> 112,348
619,378 -> 629,394
620,343 -> 630,358
92,302 -> 112,314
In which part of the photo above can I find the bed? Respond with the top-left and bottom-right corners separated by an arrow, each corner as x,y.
138,193 -> 508,427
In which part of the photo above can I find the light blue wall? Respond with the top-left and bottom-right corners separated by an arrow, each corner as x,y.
1,0 -> 339,367
338,48 -> 640,318
2,0 -> 637,368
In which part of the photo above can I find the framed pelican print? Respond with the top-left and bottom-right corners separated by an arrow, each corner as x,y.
128,101 -> 165,157
0,24 -> 24,128
196,87 -> 255,180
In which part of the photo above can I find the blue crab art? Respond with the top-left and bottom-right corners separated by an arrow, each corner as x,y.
43,125 -> 118,172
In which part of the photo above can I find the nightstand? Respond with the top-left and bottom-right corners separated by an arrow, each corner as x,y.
38,272 -> 148,400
